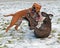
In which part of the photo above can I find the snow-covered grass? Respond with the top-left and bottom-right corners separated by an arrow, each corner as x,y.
0,1 -> 60,48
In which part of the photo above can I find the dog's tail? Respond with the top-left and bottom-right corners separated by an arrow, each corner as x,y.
3,14 -> 14,17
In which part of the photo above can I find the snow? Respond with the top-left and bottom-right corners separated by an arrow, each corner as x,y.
0,1 -> 60,48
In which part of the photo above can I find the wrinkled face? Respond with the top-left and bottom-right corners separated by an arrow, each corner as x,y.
32,3 -> 41,13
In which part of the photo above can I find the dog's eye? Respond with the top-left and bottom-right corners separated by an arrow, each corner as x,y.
32,7 -> 36,12
33,7 -> 35,9
32,6 -> 36,10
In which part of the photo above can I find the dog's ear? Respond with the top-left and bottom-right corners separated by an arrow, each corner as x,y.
48,14 -> 53,19
41,12 -> 48,17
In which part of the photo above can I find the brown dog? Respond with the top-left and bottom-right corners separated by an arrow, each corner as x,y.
34,12 -> 53,38
26,12 -> 53,38
4,3 -> 41,32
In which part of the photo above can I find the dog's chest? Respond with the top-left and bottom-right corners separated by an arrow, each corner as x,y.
36,21 -> 43,28
36,17 -> 46,29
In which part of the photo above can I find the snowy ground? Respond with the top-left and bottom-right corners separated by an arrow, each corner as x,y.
0,1 -> 60,48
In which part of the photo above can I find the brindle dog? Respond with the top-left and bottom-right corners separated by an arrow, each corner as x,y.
26,12 -> 53,38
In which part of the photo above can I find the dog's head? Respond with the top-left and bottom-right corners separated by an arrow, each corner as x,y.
41,12 -> 53,23
41,12 -> 53,19
32,3 -> 41,13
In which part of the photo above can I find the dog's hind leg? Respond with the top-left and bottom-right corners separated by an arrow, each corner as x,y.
6,15 -> 20,32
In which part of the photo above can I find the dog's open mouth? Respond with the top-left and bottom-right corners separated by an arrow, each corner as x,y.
35,16 -> 40,21
35,13 -> 45,22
